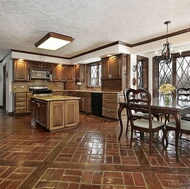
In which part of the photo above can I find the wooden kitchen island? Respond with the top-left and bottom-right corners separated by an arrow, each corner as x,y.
30,95 -> 80,131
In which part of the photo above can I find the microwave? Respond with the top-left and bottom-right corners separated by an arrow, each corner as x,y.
30,69 -> 50,80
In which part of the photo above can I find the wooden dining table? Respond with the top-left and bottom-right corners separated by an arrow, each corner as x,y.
118,96 -> 190,162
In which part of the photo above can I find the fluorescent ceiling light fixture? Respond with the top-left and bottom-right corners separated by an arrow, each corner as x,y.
35,32 -> 74,50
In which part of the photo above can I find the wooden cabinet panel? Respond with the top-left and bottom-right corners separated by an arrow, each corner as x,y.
66,66 -> 75,81
27,93 -> 32,112
28,62 -> 52,69
14,60 -> 28,81
49,101 -> 65,130
102,93 -> 125,119
14,93 -> 27,114
39,101 -> 47,127
52,65 -> 66,81
75,64 -> 85,82
65,100 -> 79,127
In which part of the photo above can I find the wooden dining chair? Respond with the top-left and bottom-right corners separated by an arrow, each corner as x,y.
126,88 -> 165,154
177,87 -> 190,121
164,88 -> 190,162
121,88 -> 148,139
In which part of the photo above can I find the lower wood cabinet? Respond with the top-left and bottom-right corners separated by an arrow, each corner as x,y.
102,93 -> 125,119
31,98 -> 79,131
14,92 -> 33,114
49,101 -> 65,130
65,100 -> 79,127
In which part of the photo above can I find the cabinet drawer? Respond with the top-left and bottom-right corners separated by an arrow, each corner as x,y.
82,92 -> 91,97
103,93 -> 117,100
15,107 -> 27,113
15,102 -> 27,107
103,100 -> 117,109
16,97 -> 26,102
102,108 -> 118,119
16,93 -> 27,98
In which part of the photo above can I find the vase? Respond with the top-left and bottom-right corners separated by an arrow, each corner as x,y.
163,93 -> 171,105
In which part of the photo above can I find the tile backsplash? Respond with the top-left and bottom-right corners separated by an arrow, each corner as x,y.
12,80 -> 65,92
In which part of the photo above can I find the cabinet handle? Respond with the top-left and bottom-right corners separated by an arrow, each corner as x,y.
106,100 -> 110,103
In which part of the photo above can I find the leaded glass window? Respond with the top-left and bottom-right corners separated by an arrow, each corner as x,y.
176,56 -> 190,88
90,63 -> 101,87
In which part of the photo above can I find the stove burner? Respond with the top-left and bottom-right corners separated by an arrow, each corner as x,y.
29,85 -> 53,96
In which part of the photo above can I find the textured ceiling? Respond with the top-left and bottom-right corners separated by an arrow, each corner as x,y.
0,0 -> 190,61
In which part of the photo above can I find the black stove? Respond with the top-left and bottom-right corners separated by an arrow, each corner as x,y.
29,85 -> 53,96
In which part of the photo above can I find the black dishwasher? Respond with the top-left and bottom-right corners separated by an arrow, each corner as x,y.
91,93 -> 102,116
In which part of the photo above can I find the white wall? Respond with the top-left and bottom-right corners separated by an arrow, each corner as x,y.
0,63 -> 2,106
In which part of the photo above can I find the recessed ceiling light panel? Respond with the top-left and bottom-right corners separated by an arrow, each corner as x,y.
35,32 -> 74,50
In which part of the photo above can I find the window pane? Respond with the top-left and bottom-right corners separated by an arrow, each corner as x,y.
158,60 -> 173,86
176,56 -> 190,88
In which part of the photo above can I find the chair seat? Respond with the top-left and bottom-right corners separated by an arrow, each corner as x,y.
181,114 -> 190,121
134,119 -> 164,129
166,120 -> 190,131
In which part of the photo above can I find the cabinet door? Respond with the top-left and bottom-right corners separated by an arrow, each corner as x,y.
52,65 -> 59,81
30,99 -> 35,118
110,56 -> 121,78
28,62 -> 40,69
83,97 -> 91,113
49,101 -> 65,130
66,66 -> 75,81
60,65 -> 66,81
41,63 -> 52,69
101,58 -> 109,78
52,65 -> 66,81
65,100 -> 79,127
26,93 -> 32,112
14,60 -> 28,81
75,64 -> 85,82
39,101 -> 47,127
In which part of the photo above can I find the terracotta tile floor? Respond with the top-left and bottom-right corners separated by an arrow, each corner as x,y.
0,109 -> 190,189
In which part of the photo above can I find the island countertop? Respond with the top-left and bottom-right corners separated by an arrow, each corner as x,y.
31,95 -> 81,101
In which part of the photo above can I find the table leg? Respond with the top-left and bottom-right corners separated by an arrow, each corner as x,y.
174,113 -> 180,163
118,104 -> 124,140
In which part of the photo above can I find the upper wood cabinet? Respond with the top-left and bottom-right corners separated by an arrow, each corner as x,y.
14,60 -> 28,81
101,55 -> 121,79
52,64 -> 66,81
66,65 -> 75,81
75,64 -> 85,82
28,62 -> 52,70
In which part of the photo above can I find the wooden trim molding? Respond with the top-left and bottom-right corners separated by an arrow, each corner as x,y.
1,27 -> 189,63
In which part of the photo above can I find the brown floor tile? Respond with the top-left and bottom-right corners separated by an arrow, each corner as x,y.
0,110 -> 190,189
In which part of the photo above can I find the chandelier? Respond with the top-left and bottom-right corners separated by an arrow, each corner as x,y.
159,21 -> 173,64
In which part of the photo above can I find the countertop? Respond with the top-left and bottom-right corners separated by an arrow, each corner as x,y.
13,90 -> 122,94
31,95 -> 81,101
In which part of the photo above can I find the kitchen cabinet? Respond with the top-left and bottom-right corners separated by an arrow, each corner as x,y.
101,54 -> 129,92
31,96 -> 80,131
14,60 -> 28,81
64,65 -> 75,90
26,93 -> 32,112
31,99 -> 48,128
66,65 -> 75,81
14,92 -> 27,114
102,93 -> 125,119
75,64 -> 85,82
52,65 -> 66,81
75,92 -> 91,113
28,62 -> 52,69
14,92 -> 32,114
65,100 -> 79,127
101,55 -> 121,79
49,101 -> 65,130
